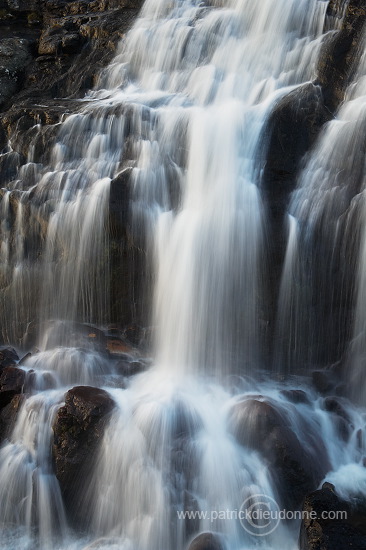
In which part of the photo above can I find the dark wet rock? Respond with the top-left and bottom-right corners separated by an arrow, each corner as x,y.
38,24 -> 86,55
124,323 -> 144,346
0,365 -> 25,408
6,0 -> 41,11
26,368 -> 58,391
262,83 -> 330,218
172,400 -> 202,441
42,0 -> 139,17
330,415 -> 352,442
323,397 -> 352,422
109,226 -> 150,331
9,1 -> 143,106
0,99 -> 82,160
110,168 -> 132,234
53,386 -> 115,525
109,166 -> 149,331
114,359 -> 146,376
0,0 -> 150,341
1,0 -> 149,338
0,38 -> 33,108
0,346 -> 19,368
0,121 -> 6,151
187,532 -> 224,550
0,151 -> 23,184
0,0 -> 144,142
229,398 -> 330,509
300,483 -> 366,550
312,370 -> 335,394
260,0 -> 366,370
18,352 -> 32,364
334,382 -> 347,397
260,84 -> 330,364
72,322 -> 108,351
0,393 -> 24,442
106,337 -> 134,356
316,0 -> 366,112
229,399 -> 284,446
323,396 -> 354,441
326,0 -> 347,18
280,389 -> 311,404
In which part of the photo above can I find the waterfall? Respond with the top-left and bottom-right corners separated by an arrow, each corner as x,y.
79,374 -> 365,550
0,0 -> 366,549
101,0 -> 329,376
0,391 -> 67,549
0,0 -> 329,356
277,29 -> 366,376
273,214 -> 302,372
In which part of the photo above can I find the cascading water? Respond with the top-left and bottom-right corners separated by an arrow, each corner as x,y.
0,110 -> 113,348
279,29 -> 366,378
0,0 -> 366,549
115,0 -> 329,376
0,390 -> 67,549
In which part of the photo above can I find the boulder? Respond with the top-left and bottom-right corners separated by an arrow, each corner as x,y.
0,346 -> 19,368
52,386 -> 115,525
187,532 -> 224,550
0,365 -> 25,408
299,483 -> 366,550
261,83 -> 330,218
228,398 -> 330,509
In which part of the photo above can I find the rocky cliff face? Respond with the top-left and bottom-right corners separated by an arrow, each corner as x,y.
1,0 -> 366,354
260,0 -> 366,368
0,0 -> 144,157
0,0 -> 148,344
0,0 -> 146,169
0,0 -> 143,113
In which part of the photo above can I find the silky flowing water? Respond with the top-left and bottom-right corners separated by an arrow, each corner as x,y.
0,0 -> 366,549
